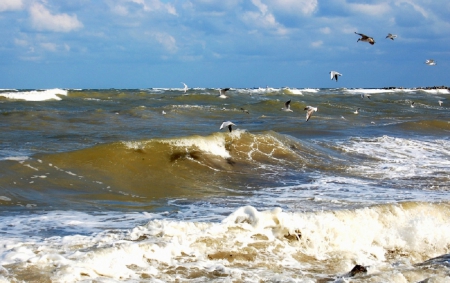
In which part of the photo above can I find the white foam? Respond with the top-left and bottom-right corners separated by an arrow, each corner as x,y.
1,204 -> 450,281
165,133 -> 238,159
345,88 -> 396,94
301,88 -> 319,93
338,136 -> 450,181
0,89 -> 68,101
418,89 -> 450,94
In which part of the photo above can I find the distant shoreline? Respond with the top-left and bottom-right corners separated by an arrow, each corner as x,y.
382,85 -> 449,90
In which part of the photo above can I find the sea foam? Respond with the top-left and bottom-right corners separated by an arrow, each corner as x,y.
0,88 -> 68,101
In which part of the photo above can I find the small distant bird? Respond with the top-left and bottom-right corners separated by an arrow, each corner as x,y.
181,82 -> 188,93
386,33 -> 397,40
425,59 -> 436,66
411,101 -> 415,108
281,100 -> 293,112
330,71 -> 342,82
355,32 -> 375,45
304,106 -> 318,122
354,108 -> 360,114
162,110 -> 166,115
361,94 -> 371,99
219,88 -> 230,98
240,107 -> 249,114
220,121 -> 236,132
438,100 -> 443,106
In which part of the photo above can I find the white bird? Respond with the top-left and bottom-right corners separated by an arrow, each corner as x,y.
220,121 -> 236,132
411,101 -> 415,108
330,71 -> 342,82
386,33 -> 397,40
361,93 -> 371,99
281,99 -> 293,112
438,100 -> 443,106
354,108 -> 360,114
355,32 -> 375,45
181,82 -> 188,93
162,110 -> 166,115
425,59 -> 436,66
304,106 -> 318,122
218,88 -> 230,98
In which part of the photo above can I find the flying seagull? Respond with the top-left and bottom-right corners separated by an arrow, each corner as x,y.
281,99 -> 293,112
240,107 -> 249,114
361,93 -> 371,99
220,121 -> 236,132
181,82 -> 188,93
425,59 -> 436,66
355,32 -> 375,45
438,100 -> 443,106
304,106 -> 318,122
354,108 -> 360,114
411,101 -> 415,108
219,88 -> 230,98
386,33 -> 397,40
330,71 -> 342,82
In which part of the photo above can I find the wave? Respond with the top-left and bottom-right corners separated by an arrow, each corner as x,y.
0,88 -> 68,101
1,202 -> 450,281
0,131 -> 313,207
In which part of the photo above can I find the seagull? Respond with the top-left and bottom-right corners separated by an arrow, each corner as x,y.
438,100 -> 443,106
330,71 -> 342,82
355,32 -> 375,45
220,121 -> 236,132
218,88 -> 230,98
181,82 -> 188,93
425,59 -> 436,66
361,93 -> 371,99
354,108 -> 360,114
240,108 -> 249,114
304,106 -> 318,122
411,101 -> 415,108
281,100 -> 293,112
162,110 -> 166,115
386,33 -> 397,40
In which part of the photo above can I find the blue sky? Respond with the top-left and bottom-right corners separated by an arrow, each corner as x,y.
1,0 -> 449,89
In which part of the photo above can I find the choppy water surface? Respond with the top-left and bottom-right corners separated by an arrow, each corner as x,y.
0,87 -> 449,282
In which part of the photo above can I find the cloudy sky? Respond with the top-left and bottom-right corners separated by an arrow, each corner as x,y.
1,0 -> 449,89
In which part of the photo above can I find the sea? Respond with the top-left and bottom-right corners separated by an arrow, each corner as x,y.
0,87 -> 449,282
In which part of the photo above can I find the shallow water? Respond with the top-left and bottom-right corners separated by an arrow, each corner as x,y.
0,87 -> 450,282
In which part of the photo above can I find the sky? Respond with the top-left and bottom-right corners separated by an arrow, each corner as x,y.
0,0 -> 449,89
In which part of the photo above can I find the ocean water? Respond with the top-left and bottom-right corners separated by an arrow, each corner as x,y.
0,87 -> 450,282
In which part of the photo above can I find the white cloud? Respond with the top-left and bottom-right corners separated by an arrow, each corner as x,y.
110,0 -> 177,16
0,0 -> 23,12
348,2 -> 391,16
40,42 -> 58,52
29,3 -> 83,32
151,32 -> 178,52
241,0 -> 289,35
268,0 -> 318,15
14,38 -> 28,47
311,40 -> 323,48
395,0 -> 428,18
319,27 -> 331,34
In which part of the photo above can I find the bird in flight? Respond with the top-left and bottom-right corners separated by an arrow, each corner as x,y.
386,33 -> 397,40
304,106 -> 318,122
181,82 -> 188,93
330,71 -> 342,82
425,59 -> 436,66
355,32 -> 375,45
219,88 -> 230,98
220,121 -> 236,132
281,100 -> 293,112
